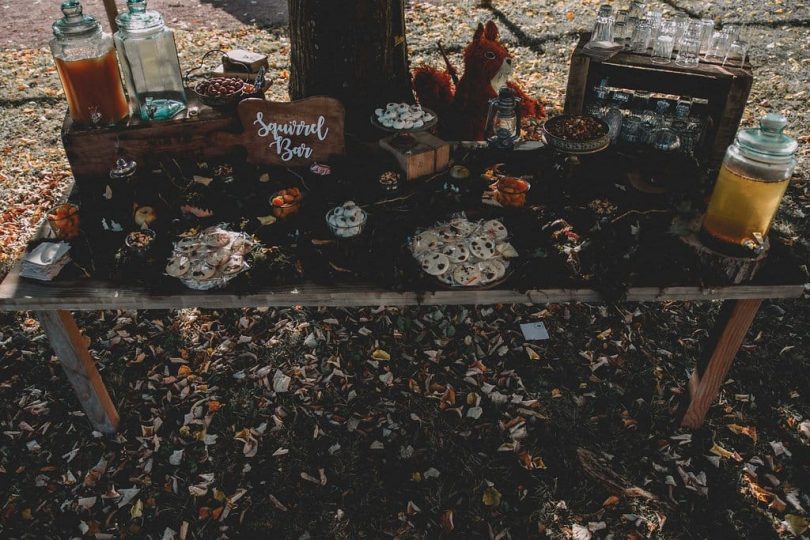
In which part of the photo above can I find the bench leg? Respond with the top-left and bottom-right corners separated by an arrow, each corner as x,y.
681,299 -> 762,429
35,310 -> 120,434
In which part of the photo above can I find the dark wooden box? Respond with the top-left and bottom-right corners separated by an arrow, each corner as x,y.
564,34 -> 753,168
61,95 -> 238,180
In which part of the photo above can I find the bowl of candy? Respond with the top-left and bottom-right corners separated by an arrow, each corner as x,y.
47,203 -> 80,240
270,187 -> 303,219
494,176 -> 531,208
326,201 -> 367,238
543,114 -> 610,154
124,229 -> 156,257
193,76 -> 245,108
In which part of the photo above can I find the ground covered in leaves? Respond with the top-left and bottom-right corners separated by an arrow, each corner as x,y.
1,0 -> 809,538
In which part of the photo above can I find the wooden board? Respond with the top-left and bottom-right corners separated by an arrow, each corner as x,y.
212,97 -> 346,166
0,265 -> 803,311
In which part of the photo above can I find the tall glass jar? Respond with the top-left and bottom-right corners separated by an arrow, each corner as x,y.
115,0 -> 186,121
702,113 -> 797,252
50,1 -> 129,126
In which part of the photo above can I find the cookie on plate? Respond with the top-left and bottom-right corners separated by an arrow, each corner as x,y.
467,236 -> 497,260
418,252 -> 451,276
478,259 -> 506,284
482,219 -> 508,240
189,262 -> 217,281
205,248 -> 231,267
441,243 -> 470,263
221,255 -> 246,277
411,231 -> 441,254
165,255 -> 190,277
496,242 -> 519,258
452,262 -> 482,286
204,231 -> 232,248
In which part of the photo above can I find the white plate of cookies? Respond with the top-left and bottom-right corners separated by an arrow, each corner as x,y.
165,225 -> 258,290
409,216 -> 518,288
371,103 -> 438,133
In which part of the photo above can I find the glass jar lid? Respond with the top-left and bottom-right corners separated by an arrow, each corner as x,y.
52,1 -> 100,39
110,157 -> 137,179
116,0 -> 165,35
736,112 -> 797,163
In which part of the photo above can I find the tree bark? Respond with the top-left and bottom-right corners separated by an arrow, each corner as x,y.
288,0 -> 412,135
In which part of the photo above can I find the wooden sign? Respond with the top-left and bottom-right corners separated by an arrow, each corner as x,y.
213,96 -> 346,166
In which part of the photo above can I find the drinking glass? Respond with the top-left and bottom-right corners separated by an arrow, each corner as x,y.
703,30 -> 730,62
672,13 -> 690,48
629,0 -> 646,20
699,19 -> 715,54
651,35 -> 675,63
723,39 -> 749,67
675,26 -> 701,66
722,24 -> 740,41
614,22 -> 627,44
589,15 -> 615,47
620,115 -> 643,144
630,19 -> 652,52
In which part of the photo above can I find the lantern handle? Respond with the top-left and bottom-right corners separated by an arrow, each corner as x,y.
483,96 -> 498,141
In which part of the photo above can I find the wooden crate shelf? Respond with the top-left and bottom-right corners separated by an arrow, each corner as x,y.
564,34 -> 753,168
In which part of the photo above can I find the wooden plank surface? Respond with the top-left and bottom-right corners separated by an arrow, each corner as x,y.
0,265 -> 802,311
681,299 -> 762,429
35,310 -> 120,434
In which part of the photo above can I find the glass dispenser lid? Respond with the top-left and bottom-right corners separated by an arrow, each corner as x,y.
52,1 -> 100,39
736,112 -> 798,163
116,0 -> 165,34
110,158 -> 137,179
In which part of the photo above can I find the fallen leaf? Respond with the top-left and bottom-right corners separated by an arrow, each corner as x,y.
482,486 -> 502,507
727,424 -> 757,443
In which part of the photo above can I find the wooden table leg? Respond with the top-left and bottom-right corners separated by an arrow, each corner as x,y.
35,310 -> 120,434
681,299 -> 762,429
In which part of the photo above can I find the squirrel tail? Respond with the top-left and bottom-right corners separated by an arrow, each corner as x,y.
412,65 -> 454,125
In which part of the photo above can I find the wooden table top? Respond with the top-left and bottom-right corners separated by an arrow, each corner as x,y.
0,263 -> 804,311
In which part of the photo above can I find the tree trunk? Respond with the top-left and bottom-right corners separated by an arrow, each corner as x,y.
288,0 -> 412,135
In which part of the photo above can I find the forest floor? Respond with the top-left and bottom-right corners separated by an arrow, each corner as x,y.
1,1 -> 809,539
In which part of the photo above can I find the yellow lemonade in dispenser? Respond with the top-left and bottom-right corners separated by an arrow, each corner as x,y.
701,113 -> 797,253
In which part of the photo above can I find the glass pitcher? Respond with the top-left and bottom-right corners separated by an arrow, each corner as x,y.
702,113 -> 797,253
50,0 -> 129,126
115,0 -> 186,121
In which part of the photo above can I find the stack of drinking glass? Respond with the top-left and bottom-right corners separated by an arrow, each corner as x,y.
585,79 -> 706,156
591,2 -> 749,67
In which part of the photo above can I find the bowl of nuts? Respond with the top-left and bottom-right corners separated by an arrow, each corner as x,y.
543,114 -> 610,154
193,77 -> 246,108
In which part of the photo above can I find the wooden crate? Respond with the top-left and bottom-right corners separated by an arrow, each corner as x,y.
61,95 -> 239,180
564,34 -> 753,168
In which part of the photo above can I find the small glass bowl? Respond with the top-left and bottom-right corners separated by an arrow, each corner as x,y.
326,207 -> 368,238
494,176 -> 531,208
270,189 -> 303,219
47,203 -> 80,240
125,229 -> 156,256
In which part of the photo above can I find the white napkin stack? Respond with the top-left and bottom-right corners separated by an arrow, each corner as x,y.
20,242 -> 72,281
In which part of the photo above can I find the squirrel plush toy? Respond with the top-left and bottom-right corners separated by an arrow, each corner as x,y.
413,21 -> 545,141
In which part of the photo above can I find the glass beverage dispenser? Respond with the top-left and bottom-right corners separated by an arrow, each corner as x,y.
115,0 -> 187,121
701,113 -> 798,254
50,1 -> 129,126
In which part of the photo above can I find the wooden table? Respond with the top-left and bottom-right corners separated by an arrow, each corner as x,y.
0,262 -> 803,434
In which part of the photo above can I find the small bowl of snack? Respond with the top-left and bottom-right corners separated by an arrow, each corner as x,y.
124,229 -> 156,256
47,203 -> 80,240
193,77 -> 245,108
494,176 -> 531,208
542,114 -> 610,154
326,201 -> 367,238
270,187 -> 303,219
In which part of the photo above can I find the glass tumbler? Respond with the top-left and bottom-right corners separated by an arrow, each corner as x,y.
675,26 -> 701,66
589,10 -> 615,47
651,35 -> 675,64
704,30 -> 730,62
723,39 -> 749,67
699,19 -> 715,54
630,19 -> 652,52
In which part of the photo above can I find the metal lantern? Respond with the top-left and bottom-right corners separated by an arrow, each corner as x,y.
485,87 -> 522,149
